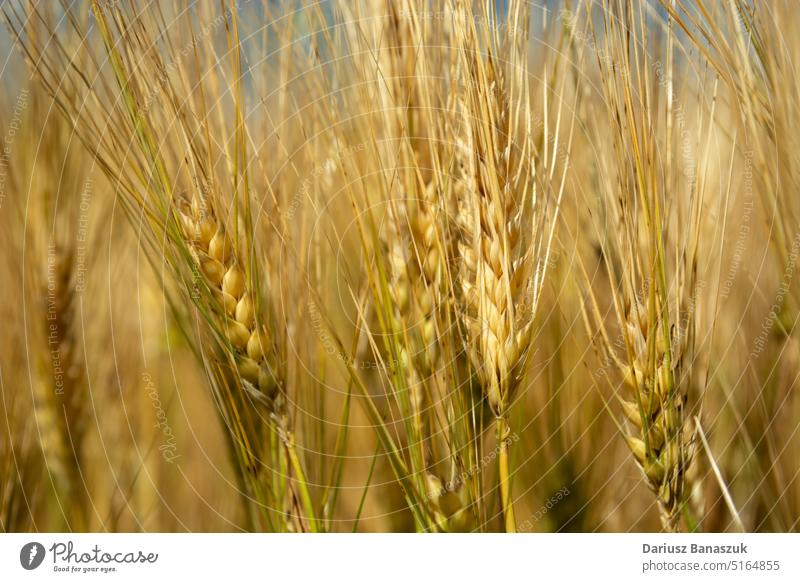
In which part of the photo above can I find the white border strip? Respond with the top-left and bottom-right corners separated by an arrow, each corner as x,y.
1,533 -> 798,581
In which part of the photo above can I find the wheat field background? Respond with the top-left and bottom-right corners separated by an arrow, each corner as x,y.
0,0 -> 798,533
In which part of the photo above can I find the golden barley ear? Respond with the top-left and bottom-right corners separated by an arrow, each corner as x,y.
619,299 -> 697,531
178,198 -> 280,402
576,1 -> 710,532
453,28 -> 535,421
448,0 -> 561,533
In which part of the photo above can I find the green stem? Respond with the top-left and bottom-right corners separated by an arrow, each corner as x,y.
497,415 -> 516,533
284,430 -> 320,533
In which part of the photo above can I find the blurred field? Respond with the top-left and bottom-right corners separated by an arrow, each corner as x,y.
0,0 -> 798,533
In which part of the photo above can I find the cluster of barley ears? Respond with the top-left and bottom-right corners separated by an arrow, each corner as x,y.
0,82 -> 95,530
1,0 -> 799,533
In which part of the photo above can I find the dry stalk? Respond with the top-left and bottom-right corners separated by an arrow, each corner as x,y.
451,0 -> 551,531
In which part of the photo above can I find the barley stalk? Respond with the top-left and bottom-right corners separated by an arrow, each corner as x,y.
619,296 -> 695,531
385,182 -> 444,439
579,0 -> 706,532
452,2 -> 544,531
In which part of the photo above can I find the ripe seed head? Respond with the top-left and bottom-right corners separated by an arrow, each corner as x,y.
209,231 -> 231,263
226,320 -> 251,349
236,294 -> 255,328
626,436 -> 647,464
223,265 -> 246,298
237,357 -> 259,385
247,329 -> 268,361
200,256 -> 225,286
